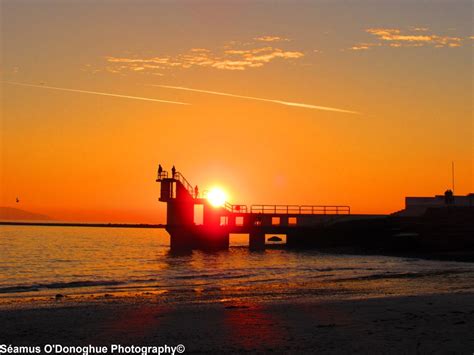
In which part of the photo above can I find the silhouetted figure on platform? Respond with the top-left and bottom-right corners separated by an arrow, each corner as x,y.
172,165 -> 176,178
158,164 -> 163,176
195,185 -> 199,199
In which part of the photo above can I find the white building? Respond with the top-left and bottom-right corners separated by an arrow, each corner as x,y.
397,191 -> 474,216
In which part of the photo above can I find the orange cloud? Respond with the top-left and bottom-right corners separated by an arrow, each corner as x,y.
349,43 -> 381,51
254,35 -> 290,42
104,43 -> 304,74
350,27 -> 464,51
411,27 -> 429,32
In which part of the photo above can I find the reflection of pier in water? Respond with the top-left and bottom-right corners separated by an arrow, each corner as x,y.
157,168 -> 384,251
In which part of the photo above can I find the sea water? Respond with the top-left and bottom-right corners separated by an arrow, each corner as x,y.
1,225 -> 473,304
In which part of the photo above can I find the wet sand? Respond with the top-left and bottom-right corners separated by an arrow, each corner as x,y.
1,293 -> 473,354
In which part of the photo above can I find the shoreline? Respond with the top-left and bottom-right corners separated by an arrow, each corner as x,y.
1,292 -> 473,353
0,221 -> 166,229
313,246 -> 474,263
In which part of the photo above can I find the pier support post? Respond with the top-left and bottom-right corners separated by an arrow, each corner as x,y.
249,231 -> 265,251
196,230 -> 229,250
286,232 -> 297,248
167,226 -> 229,251
168,227 -> 195,251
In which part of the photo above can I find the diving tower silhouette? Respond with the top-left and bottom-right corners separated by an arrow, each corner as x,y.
156,166 -> 354,251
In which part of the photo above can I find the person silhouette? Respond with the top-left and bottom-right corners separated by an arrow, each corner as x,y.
194,185 -> 199,198
158,164 -> 163,176
171,165 -> 176,178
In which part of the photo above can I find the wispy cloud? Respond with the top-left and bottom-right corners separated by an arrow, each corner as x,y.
101,37 -> 303,75
105,47 -> 303,73
350,27 -> 464,50
3,81 -> 190,105
151,85 -> 359,115
410,27 -> 429,32
349,43 -> 382,51
254,35 -> 290,42
367,28 -> 462,46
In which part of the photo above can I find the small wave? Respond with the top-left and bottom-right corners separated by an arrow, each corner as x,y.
171,274 -> 215,280
0,285 -> 41,293
329,269 -> 470,283
0,280 -> 124,294
171,272 -> 257,280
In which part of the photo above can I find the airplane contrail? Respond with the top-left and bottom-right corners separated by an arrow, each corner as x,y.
3,81 -> 190,106
151,84 -> 359,114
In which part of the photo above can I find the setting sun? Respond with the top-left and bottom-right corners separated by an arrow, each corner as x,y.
206,187 -> 227,207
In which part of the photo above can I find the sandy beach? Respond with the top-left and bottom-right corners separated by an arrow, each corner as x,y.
2,292 -> 473,354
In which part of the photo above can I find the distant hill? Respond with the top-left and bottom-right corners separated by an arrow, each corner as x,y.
0,207 -> 52,221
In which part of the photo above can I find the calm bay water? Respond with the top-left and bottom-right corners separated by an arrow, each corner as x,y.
1,225 -> 473,304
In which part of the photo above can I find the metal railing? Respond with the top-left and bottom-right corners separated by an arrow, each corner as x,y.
156,167 -> 351,215
156,168 -> 197,198
224,202 -> 248,213
156,171 -> 168,181
250,205 -> 350,215
174,172 -> 196,198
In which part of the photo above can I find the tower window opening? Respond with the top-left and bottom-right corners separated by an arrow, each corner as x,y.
194,204 -> 204,225
235,216 -> 244,226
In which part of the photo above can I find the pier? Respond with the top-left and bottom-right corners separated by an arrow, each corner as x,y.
157,167 -> 382,251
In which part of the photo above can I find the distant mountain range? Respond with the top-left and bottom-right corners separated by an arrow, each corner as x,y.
0,207 -> 52,221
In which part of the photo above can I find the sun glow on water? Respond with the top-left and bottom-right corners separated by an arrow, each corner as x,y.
207,187 -> 227,207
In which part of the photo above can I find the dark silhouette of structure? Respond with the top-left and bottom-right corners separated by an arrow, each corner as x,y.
157,166 -> 474,255
155,167 -> 378,251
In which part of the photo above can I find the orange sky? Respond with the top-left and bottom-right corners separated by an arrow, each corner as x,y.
1,0 -> 472,223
